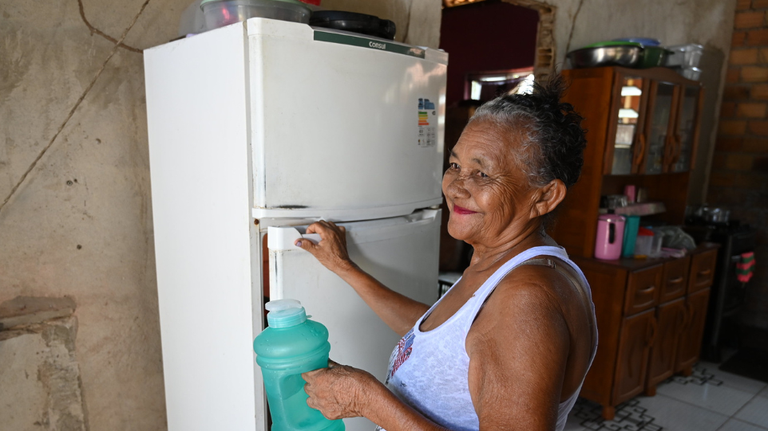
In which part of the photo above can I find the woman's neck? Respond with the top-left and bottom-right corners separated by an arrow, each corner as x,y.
467,224 -> 554,273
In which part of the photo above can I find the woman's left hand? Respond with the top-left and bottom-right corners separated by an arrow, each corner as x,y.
302,360 -> 377,420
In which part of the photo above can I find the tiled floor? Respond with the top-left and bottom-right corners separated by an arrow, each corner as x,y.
565,362 -> 768,430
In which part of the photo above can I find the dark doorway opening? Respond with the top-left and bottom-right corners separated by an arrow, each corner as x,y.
437,0 -> 541,275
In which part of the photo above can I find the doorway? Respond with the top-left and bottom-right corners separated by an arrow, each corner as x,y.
437,0 -> 551,275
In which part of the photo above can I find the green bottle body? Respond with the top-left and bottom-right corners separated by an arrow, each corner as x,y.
254,318 -> 345,431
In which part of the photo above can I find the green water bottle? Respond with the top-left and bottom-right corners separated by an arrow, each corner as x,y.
254,299 -> 345,431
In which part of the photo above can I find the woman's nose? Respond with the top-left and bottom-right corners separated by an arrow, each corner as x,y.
444,174 -> 470,199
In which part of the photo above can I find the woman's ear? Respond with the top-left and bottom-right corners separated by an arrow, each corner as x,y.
529,179 -> 567,219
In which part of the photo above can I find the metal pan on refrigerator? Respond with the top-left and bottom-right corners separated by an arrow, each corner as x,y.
567,45 -> 644,68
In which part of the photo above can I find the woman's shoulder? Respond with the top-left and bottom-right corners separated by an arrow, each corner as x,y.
495,262 -> 571,308
469,255 -> 583,338
465,258 -> 572,358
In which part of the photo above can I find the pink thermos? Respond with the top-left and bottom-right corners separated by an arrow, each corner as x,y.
595,212 -> 626,260
624,185 -> 636,203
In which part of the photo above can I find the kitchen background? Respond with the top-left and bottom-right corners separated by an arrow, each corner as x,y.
0,0 -> 758,430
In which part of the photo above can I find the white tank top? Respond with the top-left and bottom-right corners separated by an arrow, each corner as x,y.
379,246 -> 597,431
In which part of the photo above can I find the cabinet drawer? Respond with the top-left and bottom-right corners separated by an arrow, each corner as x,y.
624,264 -> 663,315
688,249 -> 717,293
659,257 -> 690,303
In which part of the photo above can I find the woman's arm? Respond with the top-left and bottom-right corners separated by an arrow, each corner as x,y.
295,221 -> 430,336
466,266 -> 572,430
303,362 -> 449,431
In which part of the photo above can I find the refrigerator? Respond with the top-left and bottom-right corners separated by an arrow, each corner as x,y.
144,17 -> 448,431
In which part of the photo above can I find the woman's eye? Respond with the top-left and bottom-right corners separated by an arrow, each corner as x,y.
449,162 -> 459,170
478,171 -> 488,178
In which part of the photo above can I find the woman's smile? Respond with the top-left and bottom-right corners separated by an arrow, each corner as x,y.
453,205 -> 477,215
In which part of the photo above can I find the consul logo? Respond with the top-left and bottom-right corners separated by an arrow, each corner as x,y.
369,41 -> 387,50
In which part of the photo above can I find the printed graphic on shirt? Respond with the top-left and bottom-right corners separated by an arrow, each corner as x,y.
387,328 -> 415,383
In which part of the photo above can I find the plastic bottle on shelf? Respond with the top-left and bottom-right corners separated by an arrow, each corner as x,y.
254,299 -> 345,431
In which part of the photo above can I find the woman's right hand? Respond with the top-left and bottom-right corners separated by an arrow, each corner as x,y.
295,221 -> 356,275
302,360 -> 377,420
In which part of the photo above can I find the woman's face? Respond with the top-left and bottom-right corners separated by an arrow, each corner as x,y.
442,119 -> 539,247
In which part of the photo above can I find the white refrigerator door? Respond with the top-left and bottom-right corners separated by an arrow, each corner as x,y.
248,19 -> 448,220
145,24 -> 266,431
266,209 -> 441,431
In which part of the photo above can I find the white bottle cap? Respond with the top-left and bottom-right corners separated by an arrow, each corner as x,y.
265,299 -> 307,328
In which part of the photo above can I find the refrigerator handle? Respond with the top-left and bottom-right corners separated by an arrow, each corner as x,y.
267,227 -> 322,251
268,209 -> 440,252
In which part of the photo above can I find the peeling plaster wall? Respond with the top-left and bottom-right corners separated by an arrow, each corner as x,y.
1,314 -> 86,430
0,0 -> 735,430
1,0 -> 171,428
0,1 -> 440,430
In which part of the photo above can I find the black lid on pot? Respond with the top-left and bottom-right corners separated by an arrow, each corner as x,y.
310,10 -> 396,40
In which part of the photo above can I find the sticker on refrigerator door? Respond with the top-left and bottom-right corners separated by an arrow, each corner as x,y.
417,98 -> 437,148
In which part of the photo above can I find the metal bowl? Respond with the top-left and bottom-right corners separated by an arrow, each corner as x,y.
567,45 -> 644,69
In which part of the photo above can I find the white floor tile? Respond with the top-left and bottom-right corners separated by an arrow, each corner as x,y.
635,394 -> 728,431
697,362 -> 768,395
718,418 -> 768,431
656,378 -> 755,416
567,369 -> 768,430
759,386 -> 768,399
736,396 -> 768,428
567,398 -> 661,430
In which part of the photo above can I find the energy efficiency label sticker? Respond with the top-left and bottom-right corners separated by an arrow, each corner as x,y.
417,98 -> 437,148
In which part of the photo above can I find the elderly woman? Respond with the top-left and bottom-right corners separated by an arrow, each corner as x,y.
295,78 -> 597,431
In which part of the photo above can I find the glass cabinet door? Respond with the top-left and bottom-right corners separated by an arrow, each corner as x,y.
610,76 -> 645,175
644,82 -> 677,174
671,85 -> 701,173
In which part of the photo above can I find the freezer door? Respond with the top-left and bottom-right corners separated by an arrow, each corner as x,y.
248,19 -> 447,220
266,209 -> 441,431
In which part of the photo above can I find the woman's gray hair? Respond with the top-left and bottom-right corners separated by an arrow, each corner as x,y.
467,76 -> 587,190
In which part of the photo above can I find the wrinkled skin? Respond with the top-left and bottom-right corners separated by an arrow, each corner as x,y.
442,120 -> 545,250
302,360 -> 378,420
297,221 -> 354,274
294,119 -> 593,430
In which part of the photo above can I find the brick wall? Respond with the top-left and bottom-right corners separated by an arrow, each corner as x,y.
710,0 -> 768,330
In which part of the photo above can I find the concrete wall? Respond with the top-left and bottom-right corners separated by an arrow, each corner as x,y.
0,1 -> 440,430
0,0 -> 736,430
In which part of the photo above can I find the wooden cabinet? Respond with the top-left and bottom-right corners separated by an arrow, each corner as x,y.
613,308 -> 656,406
551,67 -> 703,259
644,80 -> 677,175
572,245 -> 718,420
688,249 -> 717,292
549,66 -> 713,420
645,297 -> 686,396
624,264 -> 662,314
600,68 -> 703,176
605,72 -> 648,176
676,288 -> 711,374
659,256 -> 690,302
671,85 -> 704,173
